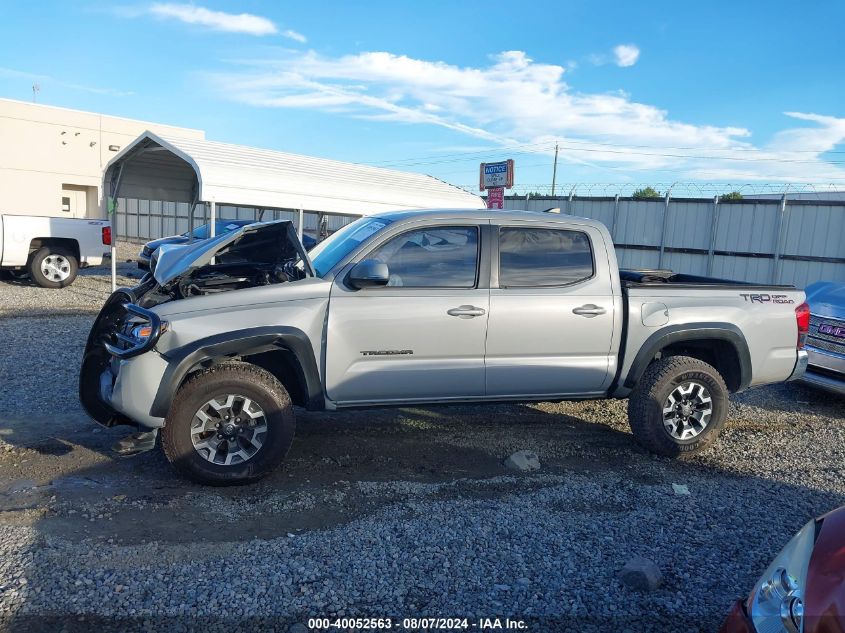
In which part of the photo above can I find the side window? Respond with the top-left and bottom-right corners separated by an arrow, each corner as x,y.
499,227 -> 593,288
368,226 -> 479,288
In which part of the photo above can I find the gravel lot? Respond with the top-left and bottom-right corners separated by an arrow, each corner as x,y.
1,254 -> 843,632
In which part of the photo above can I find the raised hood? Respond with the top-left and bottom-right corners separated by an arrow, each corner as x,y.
806,281 -> 845,320
152,220 -> 314,285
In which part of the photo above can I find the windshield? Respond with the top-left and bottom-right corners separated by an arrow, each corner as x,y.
309,216 -> 393,277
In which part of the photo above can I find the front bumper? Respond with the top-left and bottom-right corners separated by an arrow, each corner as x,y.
101,353 -> 168,429
801,368 -> 845,396
799,347 -> 845,396
79,287 -> 168,430
719,600 -> 755,633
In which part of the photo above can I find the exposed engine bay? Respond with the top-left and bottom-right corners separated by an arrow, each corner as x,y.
136,220 -> 313,306
172,259 -> 303,298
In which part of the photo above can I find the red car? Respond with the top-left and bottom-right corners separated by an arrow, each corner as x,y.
721,506 -> 845,633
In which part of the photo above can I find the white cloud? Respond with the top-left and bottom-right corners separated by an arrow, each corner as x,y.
613,44 -> 640,67
148,3 -> 278,36
209,49 -> 845,182
282,29 -> 307,43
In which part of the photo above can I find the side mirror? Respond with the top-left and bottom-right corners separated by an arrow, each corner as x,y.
348,259 -> 390,289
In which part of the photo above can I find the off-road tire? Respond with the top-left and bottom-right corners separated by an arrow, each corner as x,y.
162,362 -> 295,485
28,246 -> 78,288
627,355 -> 729,458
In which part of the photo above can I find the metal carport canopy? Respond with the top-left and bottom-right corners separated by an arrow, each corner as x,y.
103,131 -> 483,215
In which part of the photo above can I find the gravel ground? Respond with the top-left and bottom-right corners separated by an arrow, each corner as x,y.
0,243 -> 142,318
1,262 -> 844,632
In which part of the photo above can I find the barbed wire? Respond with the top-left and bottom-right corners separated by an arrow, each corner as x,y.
458,182 -> 845,199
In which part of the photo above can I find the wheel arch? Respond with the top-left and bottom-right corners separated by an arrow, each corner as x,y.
149,326 -> 324,418
29,237 -> 81,261
623,323 -> 751,393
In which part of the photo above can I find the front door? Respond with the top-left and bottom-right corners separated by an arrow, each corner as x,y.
325,222 -> 489,404
485,223 -> 615,397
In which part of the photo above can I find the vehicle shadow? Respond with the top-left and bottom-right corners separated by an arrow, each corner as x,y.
1,395 -> 843,632
0,273 -> 36,287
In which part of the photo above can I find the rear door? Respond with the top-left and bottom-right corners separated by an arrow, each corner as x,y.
325,220 -> 490,404
485,221 -> 616,397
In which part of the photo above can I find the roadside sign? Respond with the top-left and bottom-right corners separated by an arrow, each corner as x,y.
486,187 -> 504,209
479,159 -> 514,190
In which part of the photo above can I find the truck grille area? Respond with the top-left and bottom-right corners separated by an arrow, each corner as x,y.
808,315 -> 845,356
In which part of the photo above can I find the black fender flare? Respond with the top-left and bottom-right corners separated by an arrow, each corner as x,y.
622,323 -> 752,391
149,326 -> 323,418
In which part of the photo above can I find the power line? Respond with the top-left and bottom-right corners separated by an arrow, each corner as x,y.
364,141 -> 553,167
412,144 -> 845,170
551,143 -> 845,165
362,138 -> 845,169
549,137 -> 845,155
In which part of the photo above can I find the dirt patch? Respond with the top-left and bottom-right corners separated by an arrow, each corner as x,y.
0,404 -> 638,546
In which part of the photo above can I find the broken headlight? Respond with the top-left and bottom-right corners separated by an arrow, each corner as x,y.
130,321 -> 168,342
747,519 -> 817,633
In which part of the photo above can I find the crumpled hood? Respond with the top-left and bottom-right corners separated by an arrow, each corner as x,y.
806,281 -> 845,320
152,220 -> 313,285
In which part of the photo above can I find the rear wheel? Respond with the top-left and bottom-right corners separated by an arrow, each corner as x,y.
627,355 -> 729,457
29,246 -> 78,288
161,362 -> 295,485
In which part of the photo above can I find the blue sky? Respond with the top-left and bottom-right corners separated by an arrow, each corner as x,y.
2,1 -> 845,195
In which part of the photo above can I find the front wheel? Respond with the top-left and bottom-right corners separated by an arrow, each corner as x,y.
161,362 -> 296,485
627,355 -> 729,457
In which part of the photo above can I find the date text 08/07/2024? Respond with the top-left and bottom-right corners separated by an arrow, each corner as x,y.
307,617 -> 529,630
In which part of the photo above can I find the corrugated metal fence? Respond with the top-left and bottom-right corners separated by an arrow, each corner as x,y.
114,199 -> 355,243
115,195 -> 845,288
505,196 -> 845,288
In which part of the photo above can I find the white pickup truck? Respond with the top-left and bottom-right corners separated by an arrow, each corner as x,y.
0,214 -> 111,287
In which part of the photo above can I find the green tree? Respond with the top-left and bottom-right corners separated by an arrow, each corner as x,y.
719,191 -> 743,201
632,186 -> 662,199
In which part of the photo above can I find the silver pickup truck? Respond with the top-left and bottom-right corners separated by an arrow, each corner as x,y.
79,209 -> 809,485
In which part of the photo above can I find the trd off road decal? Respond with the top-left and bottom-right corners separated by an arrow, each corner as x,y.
739,293 -> 795,305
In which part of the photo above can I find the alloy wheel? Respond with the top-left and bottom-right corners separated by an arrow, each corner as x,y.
662,380 -> 713,440
190,394 -> 268,466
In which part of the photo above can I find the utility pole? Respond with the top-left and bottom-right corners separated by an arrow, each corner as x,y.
551,142 -> 559,196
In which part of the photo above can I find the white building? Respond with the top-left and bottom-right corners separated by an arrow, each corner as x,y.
0,98 -> 204,219
0,98 -> 482,234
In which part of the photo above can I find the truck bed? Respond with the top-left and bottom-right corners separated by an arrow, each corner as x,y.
615,270 -> 804,395
620,269 -> 795,289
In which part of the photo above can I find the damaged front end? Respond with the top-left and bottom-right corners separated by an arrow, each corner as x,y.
148,220 -> 315,303
79,220 -> 314,428
79,284 -> 158,427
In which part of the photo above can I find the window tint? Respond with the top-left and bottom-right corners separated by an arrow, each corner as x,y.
499,227 -> 593,287
369,226 -> 478,288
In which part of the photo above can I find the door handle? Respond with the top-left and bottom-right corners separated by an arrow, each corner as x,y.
447,305 -> 486,318
572,304 -> 607,317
